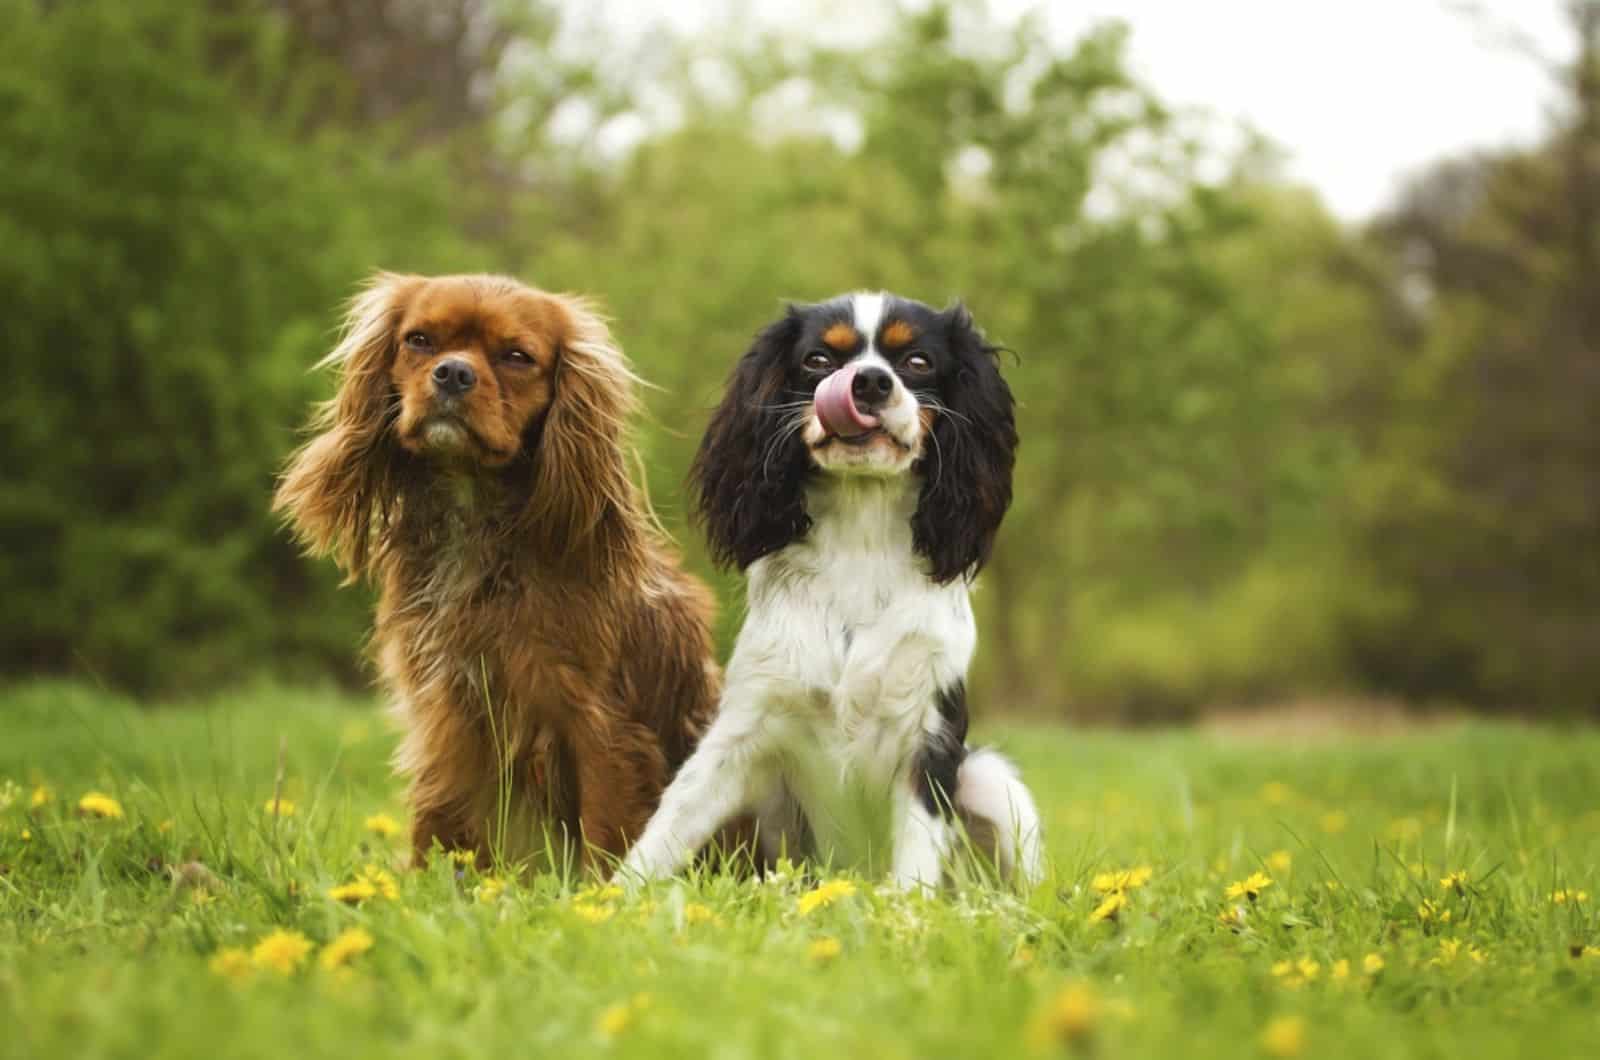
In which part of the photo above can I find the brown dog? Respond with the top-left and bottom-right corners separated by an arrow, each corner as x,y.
274,272 -> 720,872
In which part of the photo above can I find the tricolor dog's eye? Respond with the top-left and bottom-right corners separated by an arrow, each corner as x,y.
503,348 -> 533,366
903,352 -> 932,374
802,350 -> 835,372
404,331 -> 433,351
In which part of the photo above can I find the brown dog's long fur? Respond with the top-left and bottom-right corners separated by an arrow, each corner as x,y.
274,273 -> 720,871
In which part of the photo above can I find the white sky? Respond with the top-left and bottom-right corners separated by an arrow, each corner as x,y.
584,0 -> 1576,220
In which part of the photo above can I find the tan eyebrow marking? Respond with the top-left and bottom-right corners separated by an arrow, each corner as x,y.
881,319 -> 916,349
821,322 -> 859,350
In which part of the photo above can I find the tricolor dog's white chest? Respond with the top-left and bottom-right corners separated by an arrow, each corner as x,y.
727,478 -> 976,867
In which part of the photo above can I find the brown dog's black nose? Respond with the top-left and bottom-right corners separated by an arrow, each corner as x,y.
432,357 -> 476,397
850,364 -> 894,411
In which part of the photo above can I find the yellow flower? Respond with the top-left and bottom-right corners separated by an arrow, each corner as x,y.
1260,1015 -> 1306,1058
328,879 -> 378,905
1091,866 -> 1153,894
318,927 -> 375,971
1030,981 -> 1101,1047
19,828 -> 31,842
1417,899 -> 1451,924
1225,872 -> 1273,902
78,792 -> 124,819
1552,889 -> 1591,905
808,936 -> 842,962
595,993 -> 652,1038
596,1002 -> 633,1038
1318,810 -> 1348,834
1439,870 -> 1469,893
448,849 -> 479,866
158,819 -> 174,834
1362,953 -> 1385,975
1089,892 -> 1127,924
1260,781 -> 1292,805
1218,906 -> 1246,930
573,901 -> 614,923
1330,959 -> 1350,982
1266,851 -> 1293,876
477,877 -> 507,904
364,814 -> 401,839
683,902 -> 716,926
263,798 -> 296,818
250,929 -> 313,975
576,883 -> 623,903
209,947 -> 253,982
361,865 -> 398,900
191,890 -> 216,907
30,784 -> 52,809
797,879 -> 857,916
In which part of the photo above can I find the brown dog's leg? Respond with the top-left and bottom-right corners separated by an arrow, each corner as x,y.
568,715 -> 668,874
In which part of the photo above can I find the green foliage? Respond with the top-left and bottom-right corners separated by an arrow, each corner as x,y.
4,683 -> 1600,1058
0,0 -> 477,690
2,0 -> 1591,714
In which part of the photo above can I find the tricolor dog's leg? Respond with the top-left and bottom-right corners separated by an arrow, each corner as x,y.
619,680 -> 781,883
890,791 -> 950,891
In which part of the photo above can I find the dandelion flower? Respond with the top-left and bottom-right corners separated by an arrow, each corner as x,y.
1089,892 -> 1127,924
797,879 -> 857,916
78,792 -> 124,819
30,784 -> 52,809
364,814 -> 401,839
209,947 -> 253,982
1225,872 -> 1273,902
250,929 -> 313,975
1439,870 -> 1469,893
477,877 -> 507,904
596,1002 -> 633,1038
1417,899 -> 1451,924
1030,981 -> 1101,1048
1552,889 -> 1591,905
683,902 -> 716,926
448,849 -> 479,866
1266,851 -> 1293,876
328,879 -> 378,905
1330,959 -> 1350,982
1260,781 -> 1292,805
1260,1015 -> 1306,1058
595,994 -> 651,1038
1362,953 -> 1386,975
158,819 -> 174,834
1318,811 -> 1348,835
263,798 -> 296,818
1218,906 -> 1246,930
318,927 -> 375,971
20,828 -> 31,842
1091,866 -> 1153,894
573,901 -> 614,923
808,937 -> 842,962
361,865 -> 399,900
576,884 -> 623,903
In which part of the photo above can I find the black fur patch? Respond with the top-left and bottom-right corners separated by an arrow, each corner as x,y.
915,682 -> 970,817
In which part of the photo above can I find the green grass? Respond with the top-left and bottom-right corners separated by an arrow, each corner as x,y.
2,681 -> 1598,1060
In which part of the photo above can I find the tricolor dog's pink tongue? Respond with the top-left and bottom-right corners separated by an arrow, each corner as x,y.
815,363 -> 880,438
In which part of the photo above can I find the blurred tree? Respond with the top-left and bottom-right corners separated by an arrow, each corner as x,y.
0,0 -> 477,691
1345,1 -> 1600,712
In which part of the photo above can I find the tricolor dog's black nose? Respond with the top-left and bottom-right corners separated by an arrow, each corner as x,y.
850,364 -> 894,411
432,357 -> 477,397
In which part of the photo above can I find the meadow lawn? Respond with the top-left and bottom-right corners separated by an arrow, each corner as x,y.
1,681 -> 1597,1060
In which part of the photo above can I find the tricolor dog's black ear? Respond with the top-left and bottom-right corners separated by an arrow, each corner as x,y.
912,303 -> 1017,583
691,309 -> 813,570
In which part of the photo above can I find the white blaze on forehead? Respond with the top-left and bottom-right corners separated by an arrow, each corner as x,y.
849,292 -> 887,355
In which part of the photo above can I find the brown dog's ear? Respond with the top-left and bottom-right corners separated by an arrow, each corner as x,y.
274,272 -> 419,581
519,296 -> 641,560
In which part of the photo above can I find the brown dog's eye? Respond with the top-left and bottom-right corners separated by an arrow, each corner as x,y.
903,352 -> 932,373
803,350 -> 834,372
503,348 -> 533,366
404,331 -> 433,350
